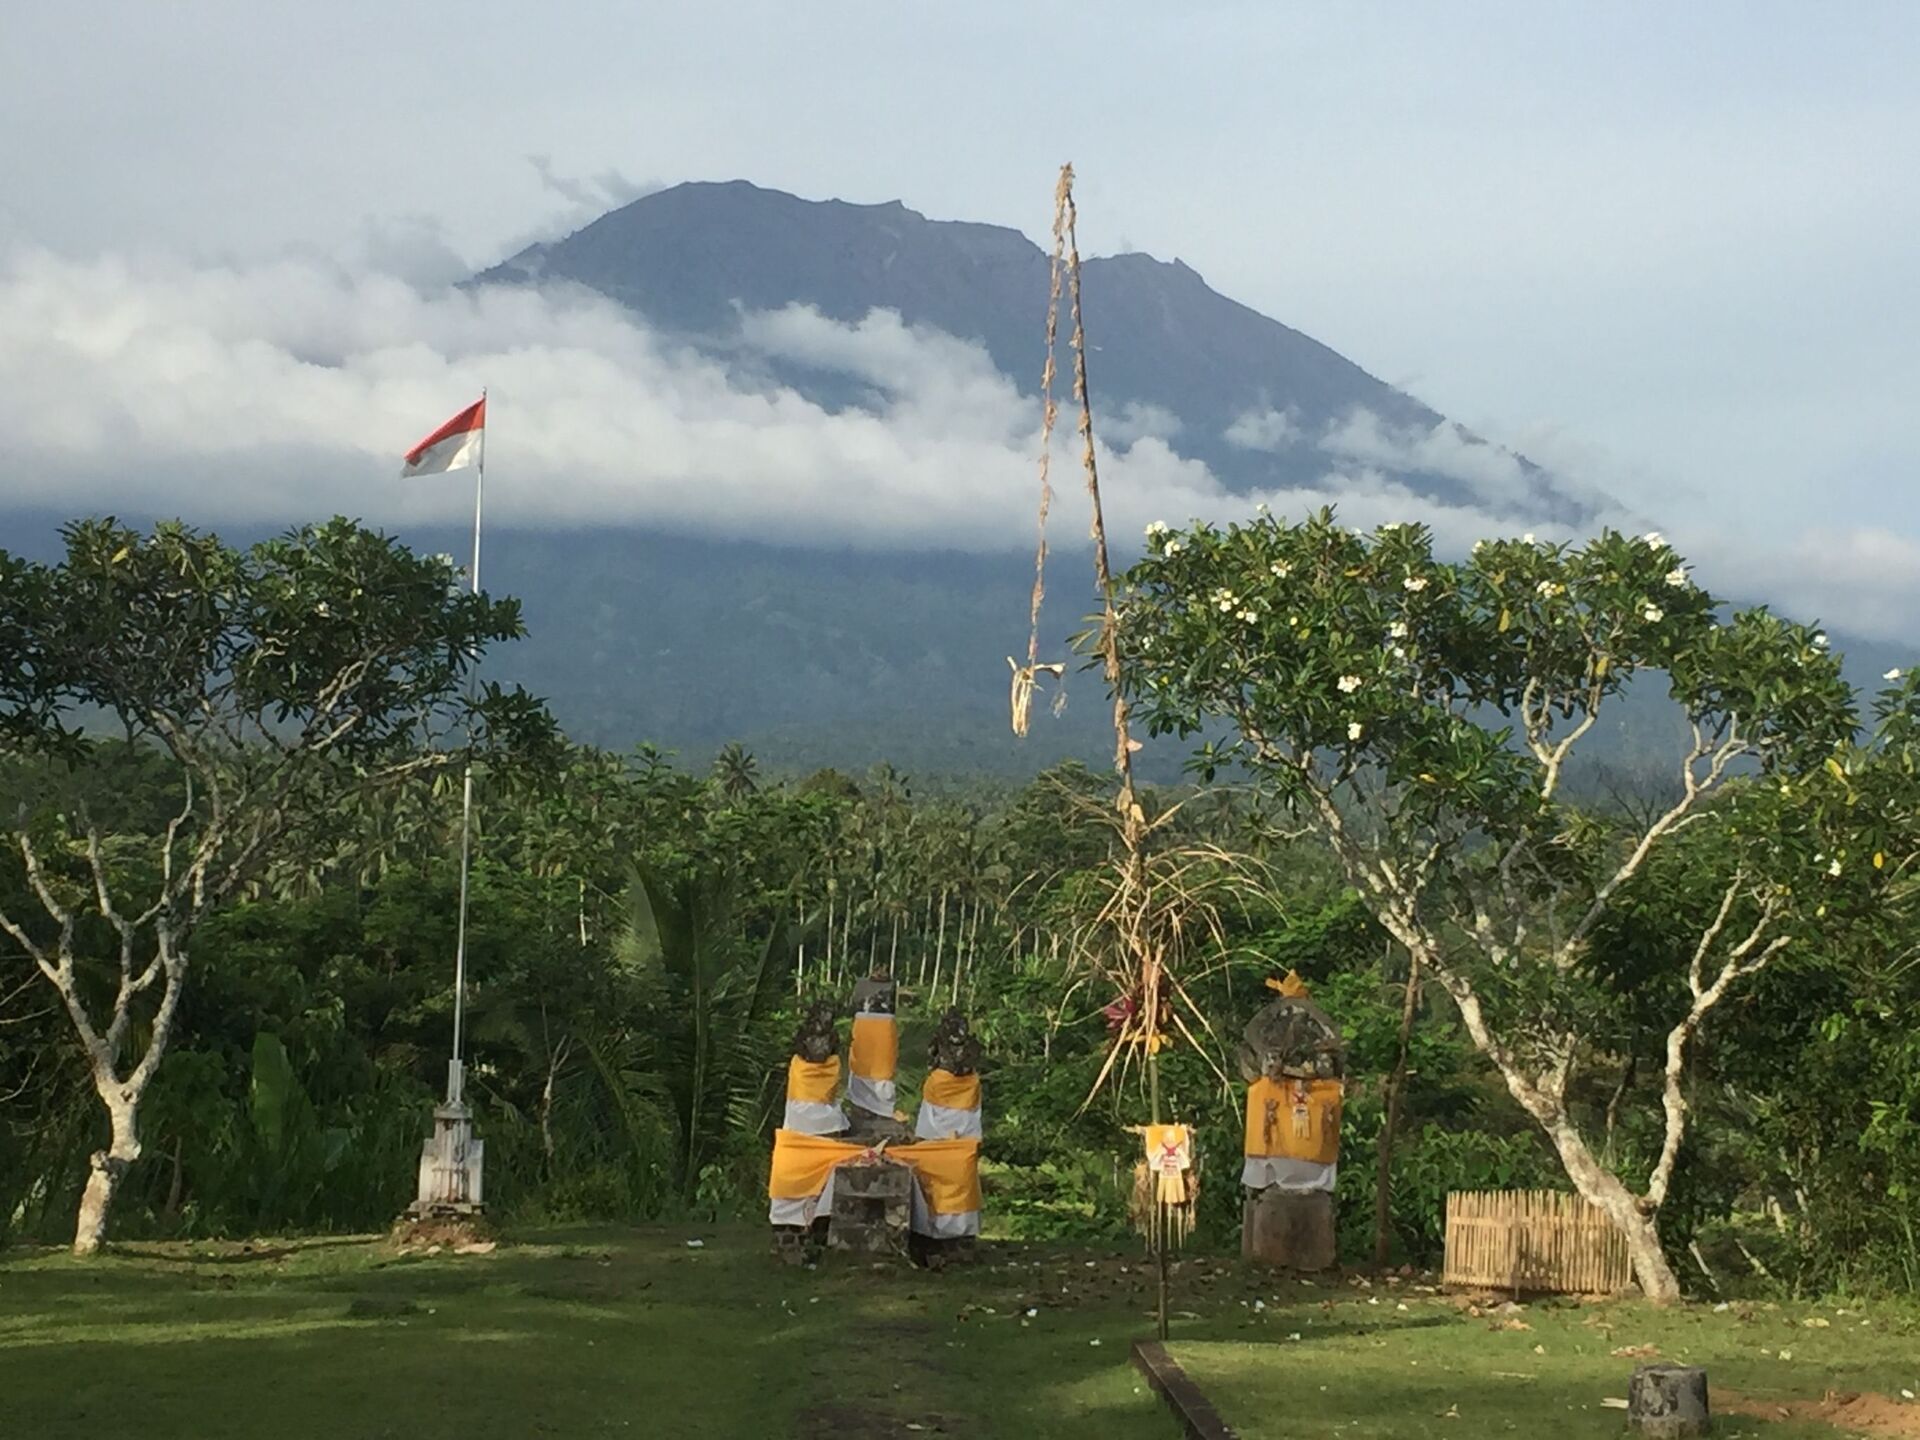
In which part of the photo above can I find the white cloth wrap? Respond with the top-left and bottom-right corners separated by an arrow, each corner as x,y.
1241,1156 -> 1338,1194
909,1179 -> 979,1239
782,1099 -> 848,1136
769,1166 -> 840,1228
914,1100 -> 982,1141
847,1073 -> 895,1118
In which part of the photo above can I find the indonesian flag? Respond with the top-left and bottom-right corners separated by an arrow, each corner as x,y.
401,397 -> 486,477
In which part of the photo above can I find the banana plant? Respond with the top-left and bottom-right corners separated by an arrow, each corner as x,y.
618,859 -> 789,1204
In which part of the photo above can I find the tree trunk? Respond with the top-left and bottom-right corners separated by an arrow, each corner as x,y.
929,890 -> 948,1005
839,893 -> 853,986
1417,953 -> 1686,1304
1541,1114 -> 1682,1302
163,1135 -> 185,1221
1372,948 -> 1422,1267
74,1089 -> 141,1257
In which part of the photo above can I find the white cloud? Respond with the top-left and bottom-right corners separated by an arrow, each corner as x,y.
1687,526 -> 1920,647
0,247 -> 1230,549
1103,401 -> 1184,447
1224,406 -> 1299,452
1320,408 -> 1536,506
0,244 -> 1912,647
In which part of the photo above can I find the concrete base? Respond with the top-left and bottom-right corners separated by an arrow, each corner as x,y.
1242,1186 -> 1337,1270
828,1161 -> 911,1256
412,1096 -> 484,1216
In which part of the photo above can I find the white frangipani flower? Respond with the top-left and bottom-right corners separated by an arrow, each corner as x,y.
1885,668 -> 1905,681
1642,604 -> 1665,622
1828,858 -> 1843,877
1388,621 -> 1409,639
1642,531 -> 1665,547
1664,566 -> 1689,588
1536,580 -> 1565,598
1337,674 -> 1363,693
1402,576 -> 1429,593
1270,560 -> 1292,577
1238,608 -> 1259,623
1813,632 -> 1829,649
1145,520 -> 1170,538
1162,538 -> 1183,556
1522,533 -> 1536,545
1347,721 -> 1364,741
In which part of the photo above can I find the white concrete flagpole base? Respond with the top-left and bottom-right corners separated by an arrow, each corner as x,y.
409,1059 -> 485,1218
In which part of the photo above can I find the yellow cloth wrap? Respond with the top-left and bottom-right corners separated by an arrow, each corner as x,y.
767,1130 -> 980,1214
1244,1077 -> 1343,1164
786,1056 -> 841,1105
849,1014 -> 898,1081
920,1068 -> 981,1111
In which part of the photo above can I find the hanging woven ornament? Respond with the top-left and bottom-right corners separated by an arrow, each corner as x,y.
1131,1123 -> 1200,1254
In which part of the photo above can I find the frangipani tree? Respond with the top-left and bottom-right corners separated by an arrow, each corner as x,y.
0,518 -> 557,1254
1114,508 -> 1916,1300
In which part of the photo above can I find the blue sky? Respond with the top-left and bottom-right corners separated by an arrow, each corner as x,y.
1,2 -> 1915,637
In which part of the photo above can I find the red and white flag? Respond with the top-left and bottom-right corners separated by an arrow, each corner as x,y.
401,397 -> 486,477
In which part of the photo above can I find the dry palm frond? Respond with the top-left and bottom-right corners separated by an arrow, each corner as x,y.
1008,657 -> 1067,738
1011,171 -> 1076,737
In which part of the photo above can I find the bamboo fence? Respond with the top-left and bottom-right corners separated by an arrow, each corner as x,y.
1442,1189 -> 1632,1295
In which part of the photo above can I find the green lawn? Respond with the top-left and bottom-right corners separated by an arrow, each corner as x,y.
2,1229 -> 1915,1439
1171,1280 -> 1920,1439
0,1225 -> 1176,1439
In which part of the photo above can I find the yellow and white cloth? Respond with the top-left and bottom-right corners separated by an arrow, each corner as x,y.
1242,1076 -> 1343,1194
767,1128 -> 981,1236
847,1005 -> 898,1118
914,1068 -> 982,1141
782,1055 -> 848,1136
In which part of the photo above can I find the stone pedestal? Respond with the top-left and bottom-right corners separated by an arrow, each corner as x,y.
1629,1364 -> 1711,1437
411,1061 -> 484,1218
1242,1187 -> 1336,1270
828,1161 -> 911,1256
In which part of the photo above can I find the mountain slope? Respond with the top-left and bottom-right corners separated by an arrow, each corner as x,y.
481,180 -> 1578,518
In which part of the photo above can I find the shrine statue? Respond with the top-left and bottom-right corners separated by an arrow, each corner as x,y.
1239,971 -> 1345,1269
916,1008 -> 983,1141
782,1000 -> 848,1137
847,969 -> 901,1128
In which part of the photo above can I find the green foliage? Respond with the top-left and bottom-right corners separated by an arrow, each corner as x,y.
4,508 -> 1915,1295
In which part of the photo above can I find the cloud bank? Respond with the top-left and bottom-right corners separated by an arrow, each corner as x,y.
0,244 -> 1910,649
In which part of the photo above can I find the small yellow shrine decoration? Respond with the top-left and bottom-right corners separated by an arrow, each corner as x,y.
1132,1123 -> 1198,1250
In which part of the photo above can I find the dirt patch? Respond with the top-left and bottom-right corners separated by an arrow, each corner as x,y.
1722,1389 -> 1920,1437
388,1216 -> 494,1254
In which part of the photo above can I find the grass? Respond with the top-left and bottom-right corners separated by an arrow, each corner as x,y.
0,1224 -> 1176,1439
1171,1278 -> 1920,1439
2,1227 -> 1916,1438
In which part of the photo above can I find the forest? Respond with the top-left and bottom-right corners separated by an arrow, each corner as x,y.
2,513 -> 1916,1302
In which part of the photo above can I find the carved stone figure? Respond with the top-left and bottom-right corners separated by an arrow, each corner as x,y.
790,999 -> 842,1064
1236,985 -> 1346,1083
927,1007 -> 982,1076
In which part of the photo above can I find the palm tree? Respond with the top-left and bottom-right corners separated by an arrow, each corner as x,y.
711,742 -> 759,803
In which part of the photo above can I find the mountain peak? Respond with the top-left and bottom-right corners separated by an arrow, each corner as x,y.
481,179 -> 1586,520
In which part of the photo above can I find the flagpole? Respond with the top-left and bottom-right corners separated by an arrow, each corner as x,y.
447,390 -> 485,1108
